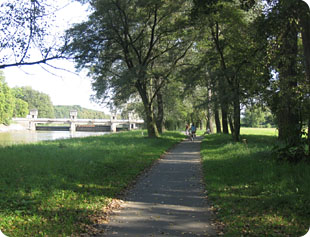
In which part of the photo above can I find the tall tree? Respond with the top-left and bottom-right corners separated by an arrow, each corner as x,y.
66,0 -> 193,137
193,0 -> 267,141
263,0 -> 310,146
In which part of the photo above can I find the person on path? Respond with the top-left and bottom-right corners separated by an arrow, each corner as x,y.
185,124 -> 189,135
191,124 -> 196,137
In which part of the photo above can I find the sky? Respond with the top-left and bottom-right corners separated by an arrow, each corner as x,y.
3,1 -> 110,114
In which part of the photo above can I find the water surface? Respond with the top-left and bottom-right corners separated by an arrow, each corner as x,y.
0,130 -> 108,146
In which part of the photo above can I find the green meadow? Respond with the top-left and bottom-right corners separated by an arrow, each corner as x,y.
201,128 -> 310,236
1,128 -> 309,236
0,131 -> 184,236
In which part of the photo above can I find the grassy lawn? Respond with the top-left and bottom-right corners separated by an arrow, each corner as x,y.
201,128 -> 310,236
0,130 -> 184,236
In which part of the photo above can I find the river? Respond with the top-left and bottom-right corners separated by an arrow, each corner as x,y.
0,130 -> 108,146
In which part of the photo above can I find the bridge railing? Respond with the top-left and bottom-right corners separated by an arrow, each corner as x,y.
12,117 -> 144,132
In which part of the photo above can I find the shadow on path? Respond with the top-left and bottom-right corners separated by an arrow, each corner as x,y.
99,137 -> 216,236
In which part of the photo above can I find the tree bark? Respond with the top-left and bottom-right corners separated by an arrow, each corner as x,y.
213,88 -> 222,133
214,106 -> 221,133
146,108 -> 159,137
299,1 -> 310,83
156,88 -> 164,134
299,2 -> 310,154
276,20 -> 301,145
136,80 -> 159,138
221,104 -> 229,134
232,78 -> 240,142
308,118 -> 310,156
228,114 -> 234,136
206,110 -> 213,133
206,89 -> 214,133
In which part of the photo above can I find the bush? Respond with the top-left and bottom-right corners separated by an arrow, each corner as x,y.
273,140 -> 309,163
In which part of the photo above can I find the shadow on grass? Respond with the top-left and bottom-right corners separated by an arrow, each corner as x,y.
201,133 -> 310,236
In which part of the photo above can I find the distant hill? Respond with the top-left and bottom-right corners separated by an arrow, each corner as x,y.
54,105 -> 110,119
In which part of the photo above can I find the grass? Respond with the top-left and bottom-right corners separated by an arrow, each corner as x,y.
0,130 -> 184,236
201,128 -> 310,236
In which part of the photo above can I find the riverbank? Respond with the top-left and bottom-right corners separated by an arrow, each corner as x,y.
0,131 -> 184,236
0,123 -> 27,132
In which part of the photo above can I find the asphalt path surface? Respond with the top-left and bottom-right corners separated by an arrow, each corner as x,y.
101,136 -> 216,236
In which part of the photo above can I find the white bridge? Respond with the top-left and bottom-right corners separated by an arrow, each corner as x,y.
12,110 -> 144,132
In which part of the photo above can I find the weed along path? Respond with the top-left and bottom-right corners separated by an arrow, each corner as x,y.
100,136 -> 216,236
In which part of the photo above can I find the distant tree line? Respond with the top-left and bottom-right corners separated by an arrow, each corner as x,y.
0,72 -> 29,124
13,86 -> 55,118
54,105 -> 109,119
0,72 -> 108,124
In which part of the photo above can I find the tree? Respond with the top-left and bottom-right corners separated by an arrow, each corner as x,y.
0,0 -> 66,69
66,0 -> 193,137
0,73 -> 15,124
54,105 -> 109,119
242,105 -> 274,128
192,0 -> 267,141
13,86 -> 54,118
261,0 -> 310,147
13,98 -> 29,118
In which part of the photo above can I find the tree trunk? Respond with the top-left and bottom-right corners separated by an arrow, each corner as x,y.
276,20 -> 301,145
221,105 -> 229,134
136,81 -> 159,138
206,107 -> 213,133
299,3 -> 310,155
145,104 -> 159,138
299,1 -> 310,82
232,78 -> 240,142
232,97 -> 240,142
228,114 -> 234,136
156,89 -> 164,134
308,118 -> 310,156
214,107 -> 221,133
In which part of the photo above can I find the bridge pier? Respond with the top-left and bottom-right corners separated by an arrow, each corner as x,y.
129,123 -> 137,130
110,123 -> 117,133
70,122 -> 76,132
29,121 -> 36,131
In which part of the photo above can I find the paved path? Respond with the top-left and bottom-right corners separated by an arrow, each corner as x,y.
101,136 -> 216,236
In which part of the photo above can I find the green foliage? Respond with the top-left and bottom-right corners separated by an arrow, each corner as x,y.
66,0 -> 194,137
0,131 -> 184,236
273,137 -> 310,163
54,105 -> 109,119
242,105 -> 275,128
13,98 -> 29,118
0,72 -> 15,124
260,0 -> 309,147
201,128 -> 310,236
13,86 -> 55,118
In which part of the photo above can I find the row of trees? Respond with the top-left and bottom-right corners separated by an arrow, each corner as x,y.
65,0 -> 309,141
14,86 -> 55,118
54,105 -> 109,119
1,0 -> 309,160
0,76 -> 55,123
0,73 -> 109,123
